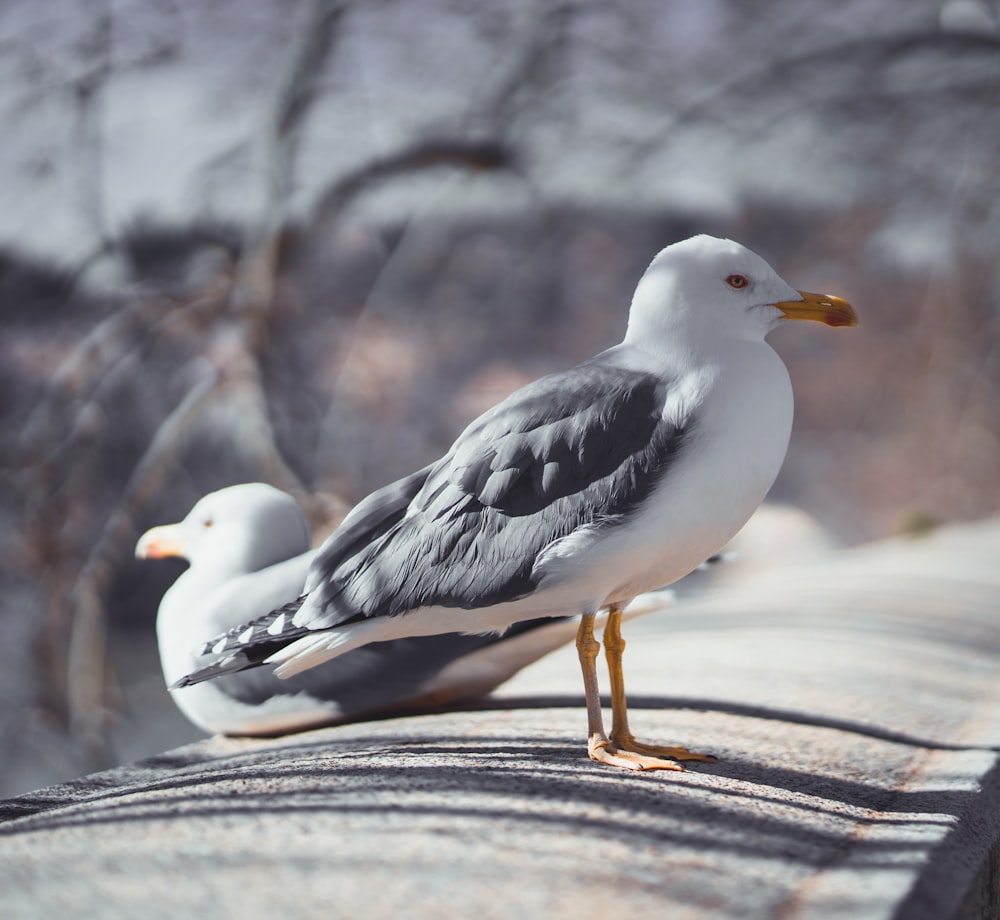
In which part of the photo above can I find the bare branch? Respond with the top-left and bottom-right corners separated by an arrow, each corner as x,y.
307,0 -> 570,234
474,0 -> 573,130
11,291 -> 224,472
235,0 -> 350,314
71,0 -> 114,247
631,31 -> 1000,162
309,137 -> 514,229
213,342 -> 309,500
267,0 -> 351,142
66,372 -> 221,763
13,299 -> 157,471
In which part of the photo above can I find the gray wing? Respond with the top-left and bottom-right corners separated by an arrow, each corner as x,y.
310,351 -> 693,625
177,352 -> 694,685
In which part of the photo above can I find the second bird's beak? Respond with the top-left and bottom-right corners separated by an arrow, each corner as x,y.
135,524 -> 186,560
773,291 -> 858,328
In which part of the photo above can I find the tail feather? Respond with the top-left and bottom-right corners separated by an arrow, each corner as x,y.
270,620 -> 387,679
270,634 -> 343,679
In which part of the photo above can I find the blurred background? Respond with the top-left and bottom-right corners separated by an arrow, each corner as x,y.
1,0 -> 998,799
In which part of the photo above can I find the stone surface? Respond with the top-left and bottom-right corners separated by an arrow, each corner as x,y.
2,519 -> 1000,919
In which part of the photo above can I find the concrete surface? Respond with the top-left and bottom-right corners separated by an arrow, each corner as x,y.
2,519 -> 1000,919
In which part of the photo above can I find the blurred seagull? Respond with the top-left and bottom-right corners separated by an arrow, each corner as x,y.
137,483 -> 577,735
174,235 -> 857,769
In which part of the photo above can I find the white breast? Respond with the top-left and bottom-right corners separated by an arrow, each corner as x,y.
603,338 -> 793,602
521,337 -> 794,612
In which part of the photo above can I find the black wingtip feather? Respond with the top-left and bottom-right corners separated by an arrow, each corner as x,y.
171,652 -> 260,689
198,594 -> 308,657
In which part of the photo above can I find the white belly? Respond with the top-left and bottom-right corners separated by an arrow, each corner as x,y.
607,345 -> 792,601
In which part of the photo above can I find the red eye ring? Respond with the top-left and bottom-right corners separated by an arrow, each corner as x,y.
726,274 -> 749,290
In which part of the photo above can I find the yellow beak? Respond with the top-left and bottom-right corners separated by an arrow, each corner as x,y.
773,290 -> 858,328
135,523 -> 187,560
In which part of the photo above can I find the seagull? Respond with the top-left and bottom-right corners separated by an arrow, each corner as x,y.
175,235 -> 857,770
136,483 -> 577,736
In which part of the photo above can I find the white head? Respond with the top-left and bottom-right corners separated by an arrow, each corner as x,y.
624,235 -> 856,350
135,483 -> 310,577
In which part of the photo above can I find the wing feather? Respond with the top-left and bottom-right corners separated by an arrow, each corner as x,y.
308,353 -> 691,624
184,350 -> 696,680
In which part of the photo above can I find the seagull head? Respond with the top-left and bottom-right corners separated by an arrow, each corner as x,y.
625,235 -> 857,350
135,483 -> 310,576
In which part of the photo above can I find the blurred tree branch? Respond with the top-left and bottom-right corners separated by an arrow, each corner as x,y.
66,372 -> 219,759
633,30 -> 1000,158
71,0 -> 112,248
51,0 -> 350,759
309,137 -> 514,228
25,0 -> 357,764
235,0 -> 350,323
310,0 -> 568,230
22,291 -> 323,760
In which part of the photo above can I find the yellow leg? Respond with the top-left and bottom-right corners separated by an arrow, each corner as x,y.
603,606 -> 633,743
576,608 -> 713,771
577,613 -> 649,771
575,614 -> 608,755
603,605 -> 715,767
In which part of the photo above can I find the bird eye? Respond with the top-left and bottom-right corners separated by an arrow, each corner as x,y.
203,519 -> 214,529
726,274 -> 749,290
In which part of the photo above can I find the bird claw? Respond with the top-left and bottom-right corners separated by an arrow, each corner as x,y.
614,734 -> 717,763
587,733 -> 715,771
